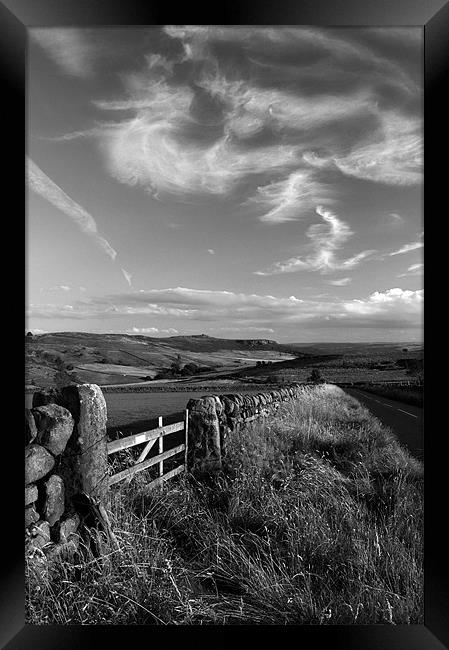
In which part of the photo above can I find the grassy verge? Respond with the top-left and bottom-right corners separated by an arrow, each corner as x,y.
356,384 -> 423,407
26,384 -> 423,625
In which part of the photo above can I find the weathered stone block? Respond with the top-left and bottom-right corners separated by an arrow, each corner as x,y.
33,404 -> 74,456
43,474 -> 65,526
25,484 -> 38,506
25,444 -> 55,484
25,504 -> 40,528
55,384 -> 108,505
187,396 -> 222,472
28,520 -> 51,550
59,514 -> 80,543
25,409 -> 37,445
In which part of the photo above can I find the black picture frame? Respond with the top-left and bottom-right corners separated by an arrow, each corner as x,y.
3,0 -> 447,648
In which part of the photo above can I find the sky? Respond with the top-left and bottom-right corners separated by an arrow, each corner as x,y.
26,26 -> 423,343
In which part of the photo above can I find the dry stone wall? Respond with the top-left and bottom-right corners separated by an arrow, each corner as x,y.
25,384 -> 108,571
187,384 -> 306,472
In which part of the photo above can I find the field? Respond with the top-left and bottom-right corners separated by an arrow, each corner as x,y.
26,385 -> 423,625
25,332 -> 423,390
25,332 -> 296,389
25,386 -> 272,432
226,343 -> 423,385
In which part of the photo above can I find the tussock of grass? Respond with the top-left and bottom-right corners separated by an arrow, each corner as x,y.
26,384 -> 423,625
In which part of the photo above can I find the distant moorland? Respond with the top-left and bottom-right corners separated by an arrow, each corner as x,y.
25,332 -> 423,390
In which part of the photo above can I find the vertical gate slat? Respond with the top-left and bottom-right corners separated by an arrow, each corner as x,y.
158,416 -> 163,478
184,408 -> 189,474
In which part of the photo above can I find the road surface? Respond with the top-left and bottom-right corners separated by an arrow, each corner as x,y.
344,388 -> 423,461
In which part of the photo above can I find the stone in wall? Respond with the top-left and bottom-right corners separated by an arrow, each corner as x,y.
59,514 -> 80,543
220,396 -> 238,456
25,504 -> 40,527
25,484 -> 38,507
27,520 -> 51,550
33,404 -> 74,456
43,474 -> 65,526
25,409 -> 37,445
221,396 -> 236,424
25,444 -> 55,485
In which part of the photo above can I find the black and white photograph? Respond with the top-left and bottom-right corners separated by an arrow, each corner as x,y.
24,22 -> 426,628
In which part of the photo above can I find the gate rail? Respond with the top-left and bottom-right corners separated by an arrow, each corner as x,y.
107,409 -> 188,490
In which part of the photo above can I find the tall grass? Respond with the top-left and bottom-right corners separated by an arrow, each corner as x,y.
26,384 -> 423,625
357,384 -> 423,407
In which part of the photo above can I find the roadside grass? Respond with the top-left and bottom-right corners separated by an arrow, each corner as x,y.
26,384 -> 423,625
355,384 -> 423,407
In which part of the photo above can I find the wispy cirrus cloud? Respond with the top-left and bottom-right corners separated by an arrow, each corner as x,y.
95,80 -> 299,200
31,28 -> 96,78
255,206 -> 376,275
248,171 -> 334,224
329,278 -> 352,286
389,240 -> 424,256
388,212 -> 404,224
397,262 -> 423,277
27,157 -> 118,261
304,110 -> 422,186
53,26 -> 421,221
121,268 -> 133,287
164,26 -> 419,93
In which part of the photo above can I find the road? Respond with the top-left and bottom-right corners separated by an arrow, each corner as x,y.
344,388 -> 423,461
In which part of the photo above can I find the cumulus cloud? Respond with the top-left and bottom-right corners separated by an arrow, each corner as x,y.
128,326 -> 178,334
255,206 -> 376,275
41,285 -> 72,293
28,285 -> 423,331
344,288 -> 423,318
27,157 -> 117,260
213,326 -> 275,334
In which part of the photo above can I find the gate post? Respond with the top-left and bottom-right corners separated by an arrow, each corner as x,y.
186,397 -> 222,473
33,383 -> 109,507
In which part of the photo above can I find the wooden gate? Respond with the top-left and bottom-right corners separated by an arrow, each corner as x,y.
107,409 -> 188,490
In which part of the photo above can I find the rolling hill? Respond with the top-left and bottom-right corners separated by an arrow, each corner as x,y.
25,332 -> 299,389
